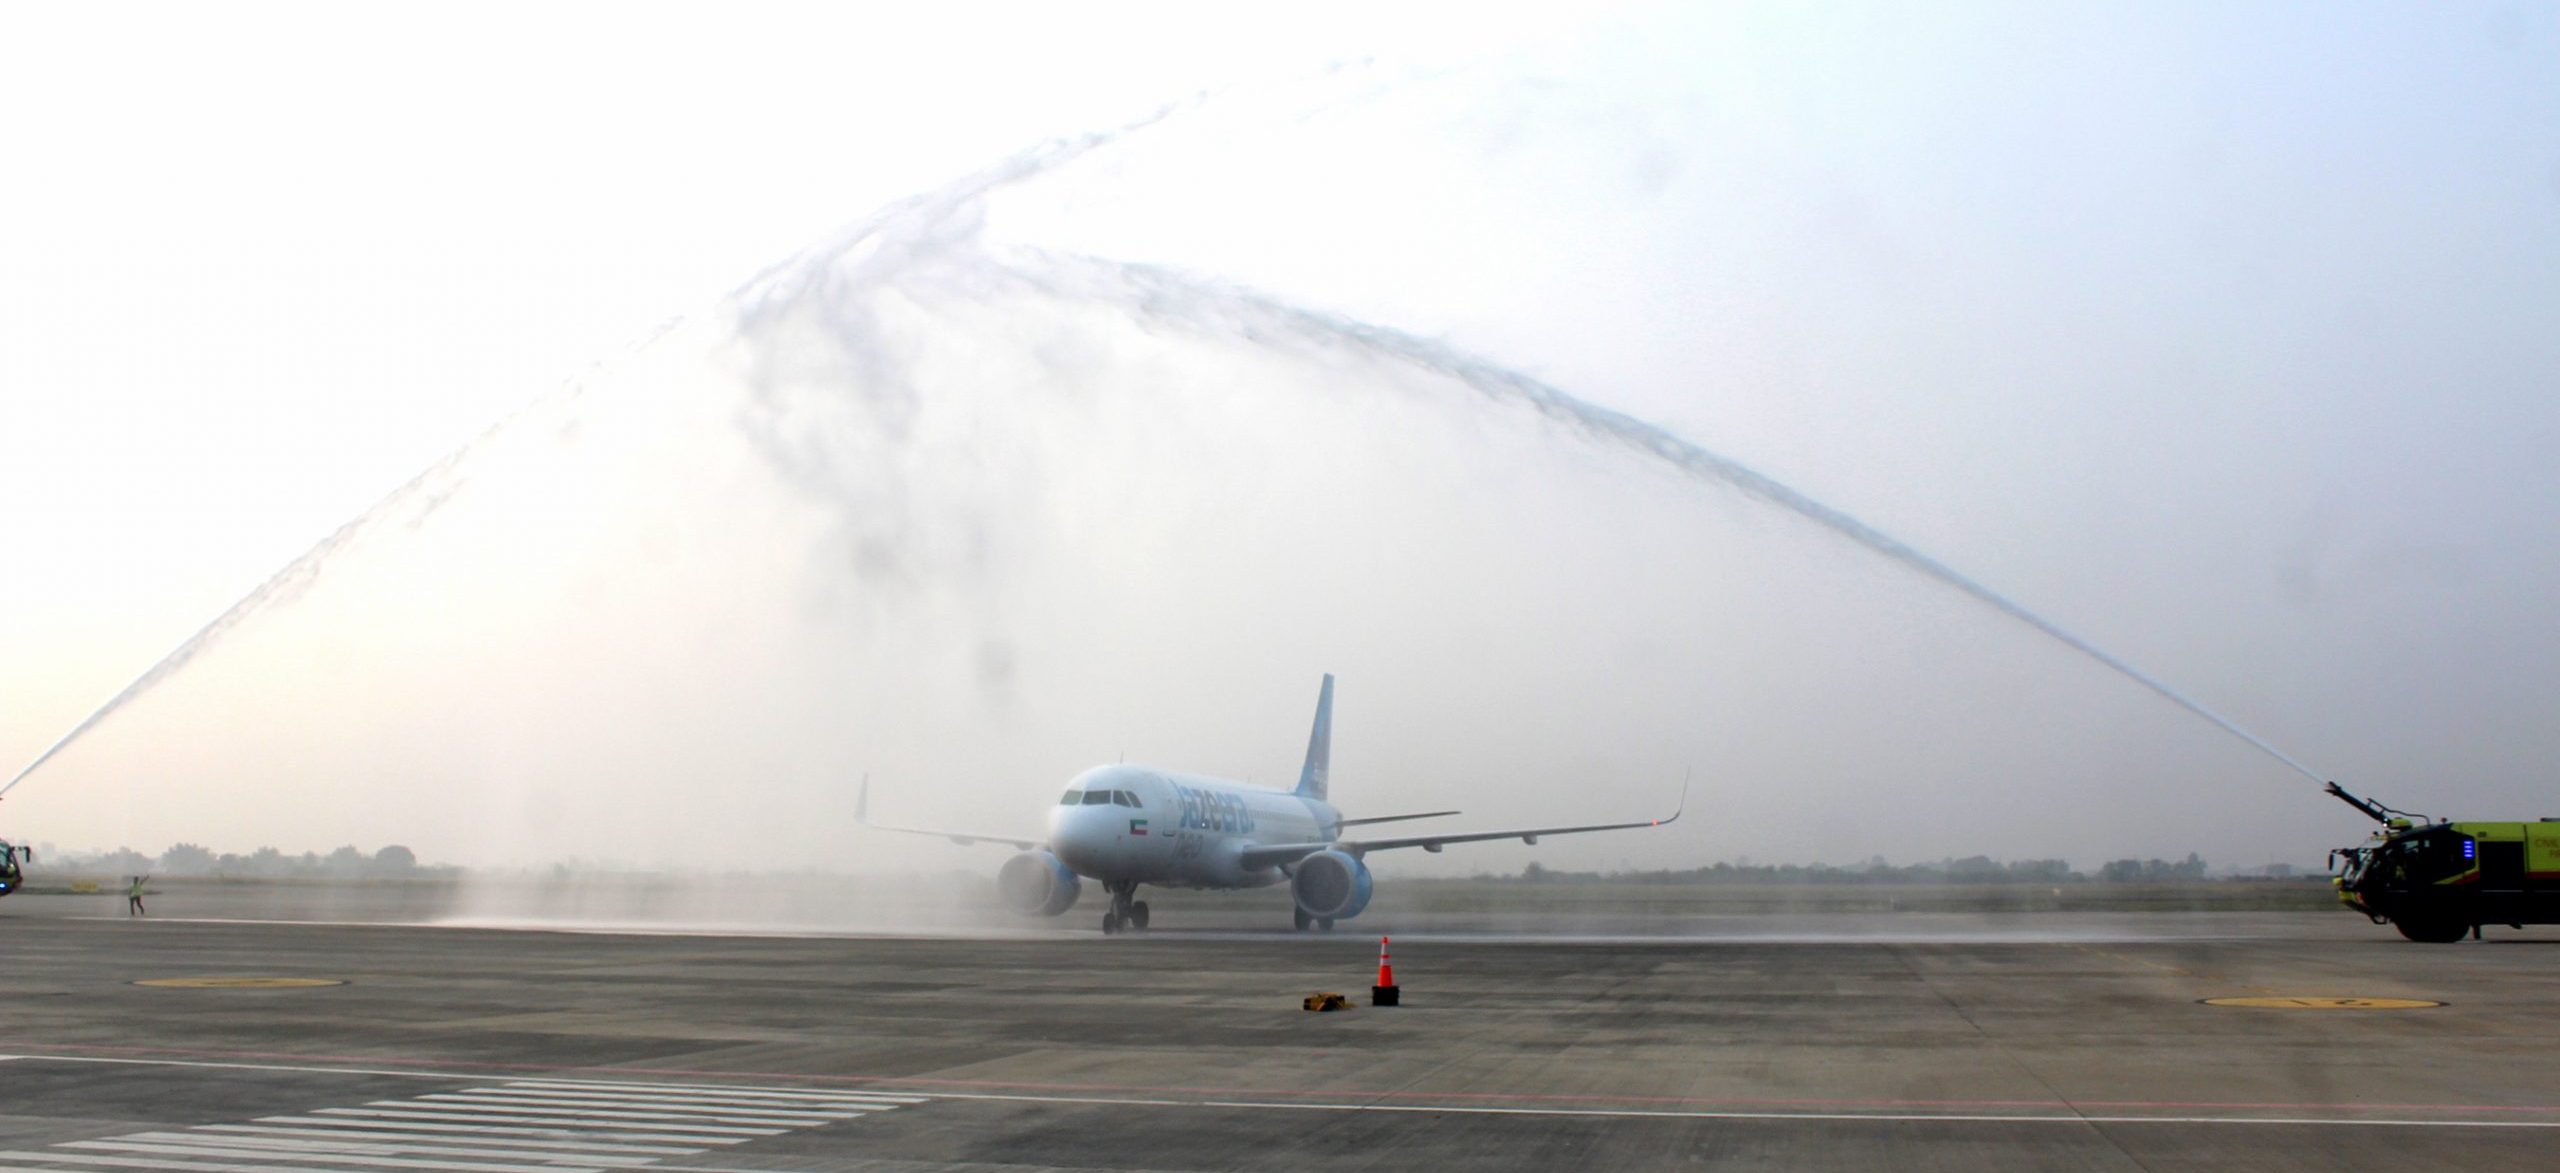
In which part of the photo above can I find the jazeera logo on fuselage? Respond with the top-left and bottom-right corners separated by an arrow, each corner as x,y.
1174,784 -> 1256,834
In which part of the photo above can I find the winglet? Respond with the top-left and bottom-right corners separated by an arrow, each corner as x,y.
1294,673 -> 1334,802
856,773 -> 870,824
1654,774 -> 1690,827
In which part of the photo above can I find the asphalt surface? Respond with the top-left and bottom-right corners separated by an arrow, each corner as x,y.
2,889 -> 2556,1171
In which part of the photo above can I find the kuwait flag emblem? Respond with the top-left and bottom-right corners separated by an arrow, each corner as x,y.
1129,819 -> 1149,836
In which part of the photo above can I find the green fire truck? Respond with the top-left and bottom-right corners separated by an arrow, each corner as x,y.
2328,783 -> 2560,942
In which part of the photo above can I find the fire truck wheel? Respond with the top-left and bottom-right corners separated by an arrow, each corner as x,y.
2393,913 -> 2469,943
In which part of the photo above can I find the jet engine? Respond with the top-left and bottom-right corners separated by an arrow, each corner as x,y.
1290,849 -> 1373,921
997,850 -> 1082,917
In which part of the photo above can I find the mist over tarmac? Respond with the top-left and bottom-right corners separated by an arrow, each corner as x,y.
7,10 -> 2558,905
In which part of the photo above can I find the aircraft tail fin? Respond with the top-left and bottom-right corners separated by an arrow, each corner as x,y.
1294,673 -> 1334,801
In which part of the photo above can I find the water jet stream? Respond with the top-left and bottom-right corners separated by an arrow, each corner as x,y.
997,248 -> 2327,786
0,114 -> 1183,801
0,441 -> 486,798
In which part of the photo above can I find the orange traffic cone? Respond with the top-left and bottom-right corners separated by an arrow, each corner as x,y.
1371,936 -> 1400,1006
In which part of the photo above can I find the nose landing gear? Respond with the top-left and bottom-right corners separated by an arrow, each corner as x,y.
1101,882 -> 1150,935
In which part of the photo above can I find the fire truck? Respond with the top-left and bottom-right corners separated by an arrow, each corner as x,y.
2328,783 -> 2560,942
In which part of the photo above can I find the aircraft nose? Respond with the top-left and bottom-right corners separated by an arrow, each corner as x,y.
1052,804 -> 1114,870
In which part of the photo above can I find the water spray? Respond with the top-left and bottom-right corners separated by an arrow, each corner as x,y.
0,109 -> 1188,801
996,248 -> 2330,786
2,93 -> 2330,803
0,439 -> 486,799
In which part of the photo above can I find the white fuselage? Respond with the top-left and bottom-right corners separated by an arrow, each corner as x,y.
1049,764 -> 1339,889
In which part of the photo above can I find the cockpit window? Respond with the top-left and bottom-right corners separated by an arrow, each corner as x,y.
1081,790 -> 1113,805
1059,791 -> 1081,805
1112,790 -> 1138,807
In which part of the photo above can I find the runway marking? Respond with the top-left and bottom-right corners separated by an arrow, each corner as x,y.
500,1080 -> 929,1106
403,1096 -> 847,1126
2201,996 -> 2444,1010
251,1120 -> 747,1149
0,1052 -> 932,1104
87,1134 -> 661,1166
0,1076 -> 924,1173
0,1155 -> 425,1173
418,1091 -> 871,1117
429,1094 -> 901,1118
53,1141 -> 592,1173
313,1110 -> 782,1137
198,1128 -> 694,1156
130,979 -> 345,990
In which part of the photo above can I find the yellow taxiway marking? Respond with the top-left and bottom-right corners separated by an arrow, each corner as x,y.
133,977 -> 346,989
2201,996 -> 2442,1010
2076,945 -> 2416,1006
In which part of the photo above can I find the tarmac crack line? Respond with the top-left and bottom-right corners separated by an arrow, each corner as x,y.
1889,944 -> 2155,1172
2070,942 -> 2290,999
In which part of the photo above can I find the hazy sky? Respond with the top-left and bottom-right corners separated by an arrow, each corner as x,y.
3,3 -> 2556,875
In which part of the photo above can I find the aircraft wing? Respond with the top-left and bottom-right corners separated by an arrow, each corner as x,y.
1238,789 -> 1684,873
855,776 -> 1044,851
1334,809 -> 1461,827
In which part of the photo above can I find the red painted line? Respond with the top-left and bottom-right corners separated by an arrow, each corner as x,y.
7,1039 -> 2559,1118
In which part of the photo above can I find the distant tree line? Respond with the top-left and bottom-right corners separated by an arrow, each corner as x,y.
1504,852 -> 2299,885
2093,853 -> 2211,882
47,843 -> 440,879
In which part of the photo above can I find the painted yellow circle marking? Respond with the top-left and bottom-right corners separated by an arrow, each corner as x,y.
2201,996 -> 2441,1010
134,977 -> 346,989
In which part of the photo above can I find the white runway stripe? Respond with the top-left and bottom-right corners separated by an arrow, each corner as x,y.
202,1128 -> 698,1157
253,1118 -> 743,1148
311,1110 -> 781,1137
58,1141 -> 597,1173
397,1104 -> 840,1130
473,1093 -> 915,1115
412,1096 -> 849,1123
0,1156 -> 376,1173
502,1082 -> 927,1107
113,1132 -> 661,1167
2,1152 -> 587,1173
477,1088 -> 917,1111
5,1075 -> 924,1173
398,1100 -> 836,1127
430,1092 -> 864,1115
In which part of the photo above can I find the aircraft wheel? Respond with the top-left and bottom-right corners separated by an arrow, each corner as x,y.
1293,907 -> 1312,932
1318,917 -> 1335,932
1130,902 -> 1150,931
1102,912 -> 1122,935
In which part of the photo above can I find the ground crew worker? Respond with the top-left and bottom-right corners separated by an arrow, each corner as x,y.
127,874 -> 148,916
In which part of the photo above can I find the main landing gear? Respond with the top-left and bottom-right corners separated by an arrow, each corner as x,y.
1292,907 -> 1335,932
1101,881 -> 1150,935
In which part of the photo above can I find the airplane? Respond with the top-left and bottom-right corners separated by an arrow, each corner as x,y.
857,674 -> 1684,933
